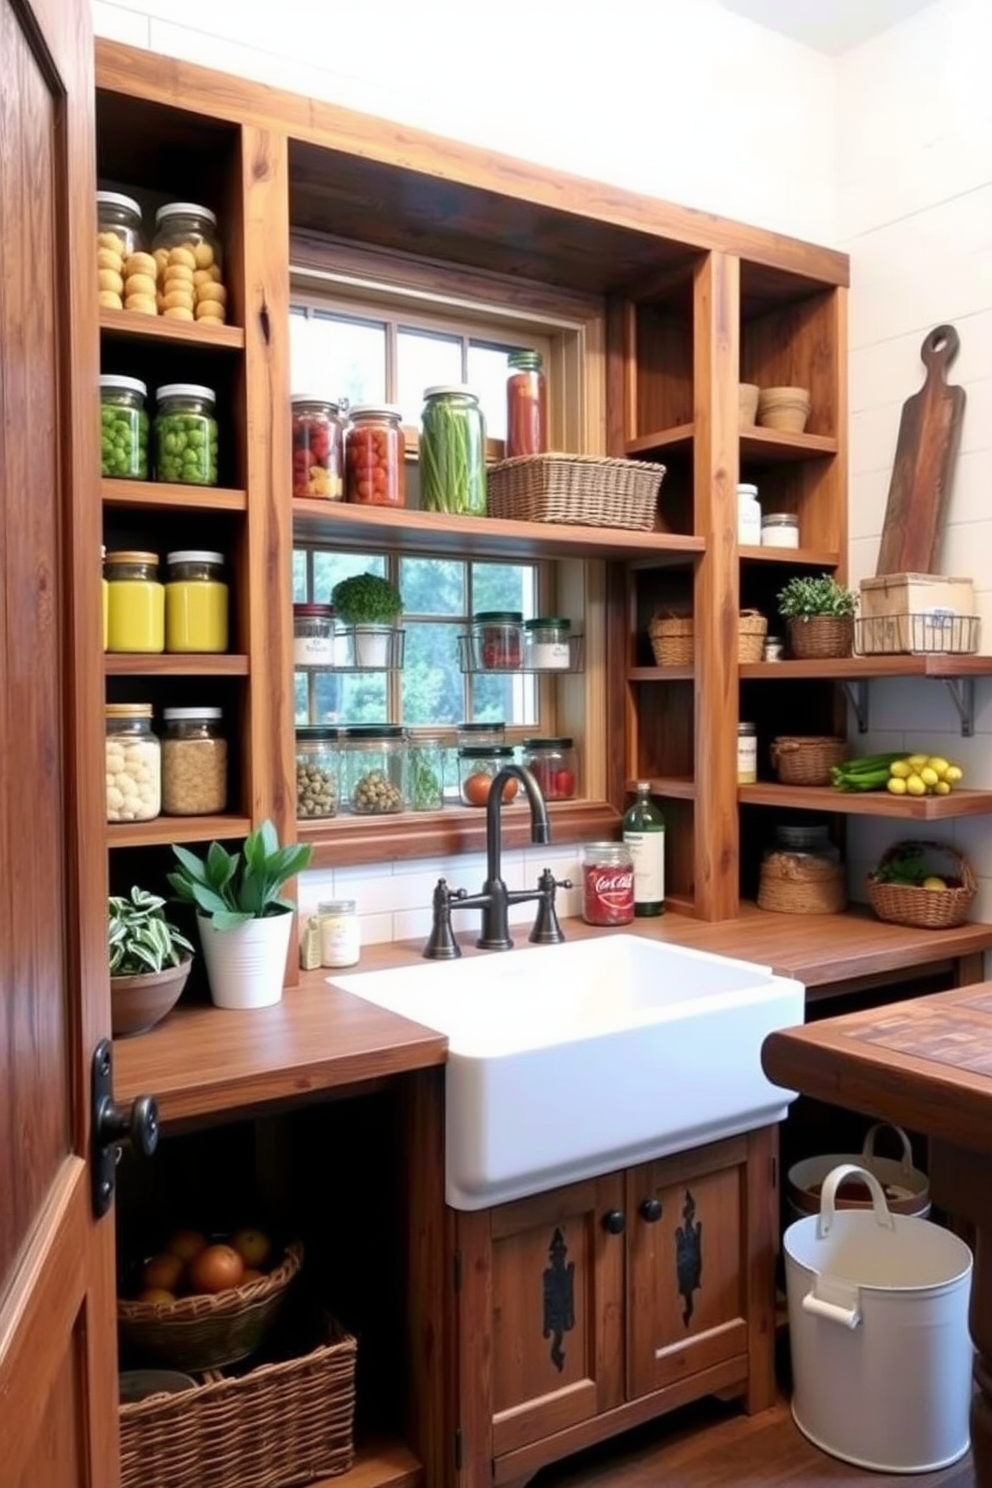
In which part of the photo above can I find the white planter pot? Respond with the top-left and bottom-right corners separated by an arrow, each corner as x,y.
352,624 -> 393,669
196,912 -> 293,1010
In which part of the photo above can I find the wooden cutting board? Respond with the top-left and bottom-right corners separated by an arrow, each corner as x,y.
875,324 -> 967,576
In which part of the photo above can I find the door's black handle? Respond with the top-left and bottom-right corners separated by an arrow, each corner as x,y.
640,1197 -> 663,1223
602,1209 -> 626,1235
91,1038 -> 159,1217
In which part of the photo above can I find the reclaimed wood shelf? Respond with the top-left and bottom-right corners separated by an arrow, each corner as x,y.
104,653 -> 249,675
739,544 -> 841,567
99,307 -> 245,350
740,427 -> 838,461
624,422 -> 695,456
101,478 -> 248,512
319,1439 -> 422,1488
107,813 -> 252,849
625,775 -> 696,800
741,655 -> 992,679
628,665 -> 694,682
738,782 -> 992,818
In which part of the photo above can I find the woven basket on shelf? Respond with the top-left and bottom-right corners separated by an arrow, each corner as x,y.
867,840 -> 976,930
118,1242 -> 303,1372
757,849 -> 847,915
119,1314 -> 356,1488
787,614 -> 854,659
738,609 -> 768,663
487,453 -> 665,531
648,610 -> 769,667
769,735 -> 848,787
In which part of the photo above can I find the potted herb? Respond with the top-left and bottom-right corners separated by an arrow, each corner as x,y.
108,886 -> 195,1036
167,818 -> 313,1009
331,571 -> 403,669
777,573 -> 858,659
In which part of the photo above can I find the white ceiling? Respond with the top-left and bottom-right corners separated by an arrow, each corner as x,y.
715,0 -> 936,54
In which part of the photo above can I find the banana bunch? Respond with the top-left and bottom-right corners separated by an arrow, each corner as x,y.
887,753 -> 963,797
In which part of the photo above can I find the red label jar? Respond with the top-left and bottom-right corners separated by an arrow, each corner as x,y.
581,842 -> 634,926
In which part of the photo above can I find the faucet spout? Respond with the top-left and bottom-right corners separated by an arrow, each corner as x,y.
485,763 -> 550,884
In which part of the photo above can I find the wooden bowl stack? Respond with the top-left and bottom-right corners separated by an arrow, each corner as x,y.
757,385 -> 811,433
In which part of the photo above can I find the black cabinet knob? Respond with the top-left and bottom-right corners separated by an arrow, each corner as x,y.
640,1197 -> 663,1223
602,1209 -> 626,1235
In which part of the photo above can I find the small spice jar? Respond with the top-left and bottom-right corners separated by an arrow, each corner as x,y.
737,721 -> 758,783
581,842 -> 634,926
105,550 -> 164,653
506,349 -> 547,458
524,617 -> 571,670
760,512 -> 800,549
522,737 -> 577,800
407,734 -> 446,811
345,405 -> 406,507
96,191 -> 145,312
154,384 -> 219,486
420,385 -> 487,515
344,725 -> 407,814
763,634 -> 785,662
99,375 -> 149,479
456,721 -> 505,751
473,610 -> 523,670
161,707 -> 228,815
293,603 -> 336,667
105,703 -> 161,822
152,203 -> 227,325
737,482 -> 761,545
291,396 -> 345,499
165,550 -> 229,653
757,824 -> 847,915
458,744 -> 518,808
295,725 -> 341,819
318,899 -> 360,969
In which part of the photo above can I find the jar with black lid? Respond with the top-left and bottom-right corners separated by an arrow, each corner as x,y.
473,611 -> 523,670
522,737 -> 577,800
344,725 -> 407,814
757,823 -> 847,915
295,726 -> 341,819
458,744 -> 518,807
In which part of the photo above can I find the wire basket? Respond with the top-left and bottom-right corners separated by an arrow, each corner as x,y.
867,840 -> 976,929
649,610 -> 768,667
118,1242 -> 303,1372
119,1313 -> 355,1488
770,735 -> 848,787
487,453 -> 665,530
855,612 -> 980,656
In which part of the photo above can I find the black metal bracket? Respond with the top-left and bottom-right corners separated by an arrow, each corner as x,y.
840,679 -> 869,733
91,1038 -> 159,1218
840,675 -> 975,736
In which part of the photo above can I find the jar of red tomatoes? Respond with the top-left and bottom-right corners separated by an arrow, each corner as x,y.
345,404 -> 406,507
458,744 -> 518,808
291,396 -> 344,499
522,737 -> 577,801
473,610 -> 523,670
581,843 -> 634,926
506,349 -> 547,458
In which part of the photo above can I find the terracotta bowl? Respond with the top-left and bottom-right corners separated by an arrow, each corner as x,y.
758,385 -> 811,434
111,957 -> 192,1037
739,382 -> 760,427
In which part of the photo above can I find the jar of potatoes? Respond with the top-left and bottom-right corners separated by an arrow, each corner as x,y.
96,191 -> 151,315
152,202 -> 227,326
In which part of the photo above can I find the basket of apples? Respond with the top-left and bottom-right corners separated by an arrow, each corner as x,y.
118,1226 -> 303,1372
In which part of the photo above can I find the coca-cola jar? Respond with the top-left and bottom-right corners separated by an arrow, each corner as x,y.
581,842 -> 634,927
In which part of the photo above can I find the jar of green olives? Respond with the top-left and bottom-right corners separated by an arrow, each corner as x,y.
99,375 -> 149,479
154,383 -> 219,486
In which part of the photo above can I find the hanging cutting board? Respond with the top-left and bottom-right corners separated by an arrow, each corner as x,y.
874,324 -> 966,576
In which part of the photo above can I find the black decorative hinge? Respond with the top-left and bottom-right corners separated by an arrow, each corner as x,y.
90,1039 -> 160,1218
542,1226 -> 575,1372
675,1188 -> 703,1327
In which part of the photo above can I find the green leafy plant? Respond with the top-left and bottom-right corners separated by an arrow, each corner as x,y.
777,573 -> 858,621
871,845 -> 930,886
331,571 -> 403,626
108,886 -> 194,976
167,818 -> 313,930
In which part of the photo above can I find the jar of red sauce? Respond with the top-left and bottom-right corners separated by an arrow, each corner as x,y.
582,842 -> 634,926
473,610 -> 523,670
291,396 -> 344,499
506,349 -> 547,458
345,404 -> 406,506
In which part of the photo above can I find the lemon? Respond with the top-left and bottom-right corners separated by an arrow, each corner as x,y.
907,754 -> 929,770
922,876 -> 947,890
920,766 -> 939,788
926,756 -> 950,778
944,765 -> 964,784
889,759 -> 912,779
906,774 -> 927,796
934,780 -> 951,795
886,776 -> 908,795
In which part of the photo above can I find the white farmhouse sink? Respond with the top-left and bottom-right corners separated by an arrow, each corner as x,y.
332,935 -> 804,1210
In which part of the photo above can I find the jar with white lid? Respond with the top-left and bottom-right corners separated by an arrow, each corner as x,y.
737,482 -> 762,545
524,617 -> 571,670
153,203 -> 227,325
345,405 -> 406,506
738,721 -> 758,783
99,375 -> 149,479
761,512 -> 800,549
318,900 -> 360,968
161,707 -> 228,815
97,192 -> 145,313
105,703 -> 161,822
154,384 -> 219,486
165,550 -> 228,653
291,396 -> 345,499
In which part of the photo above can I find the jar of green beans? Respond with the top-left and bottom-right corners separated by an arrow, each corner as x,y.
419,385 -> 487,516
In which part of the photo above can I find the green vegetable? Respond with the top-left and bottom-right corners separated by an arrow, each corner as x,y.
100,403 -> 148,479
873,845 -> 929,886
830,752 -> 905,791
420,389 -> 487,516
155,410 -> 219,485
331,571 -> 403,625
409,749 -> 443,810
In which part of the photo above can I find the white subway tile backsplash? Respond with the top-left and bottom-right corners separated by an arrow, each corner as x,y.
358,912 -> 396,948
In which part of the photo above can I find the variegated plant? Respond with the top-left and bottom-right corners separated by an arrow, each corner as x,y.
108,886 -> 195,976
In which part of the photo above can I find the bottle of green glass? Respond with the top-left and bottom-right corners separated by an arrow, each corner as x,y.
622,781 -> 665,916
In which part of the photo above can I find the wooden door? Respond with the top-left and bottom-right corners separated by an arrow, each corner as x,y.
0,0 -> 118,1485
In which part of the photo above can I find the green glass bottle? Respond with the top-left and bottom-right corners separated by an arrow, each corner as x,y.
622,781 -> 665,916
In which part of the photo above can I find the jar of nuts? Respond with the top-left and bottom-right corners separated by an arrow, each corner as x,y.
161,707 -> 228,816
152,202 -> 227,325
343,725 -> 407,814
295,726 -> 341,819
96,191 -> 145,313
105,703 -> 161,823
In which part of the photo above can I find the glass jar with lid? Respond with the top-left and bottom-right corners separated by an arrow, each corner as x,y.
420,385 -> 487,515
522,737 -> 577,801
105,550 -> 164,653
524,617 -> 571,670
757,823 -> 847,914
105,703 -> 161,822
737,482 -> 762,545
473,610 -> 523,670
154,384 -> 219,486
293,603 -> 336,667
407,733 -> 446,811
506,349 -> 547,458
99,375 -> 149,479
344,725 -> 407,814
165,550 -> 229,653
291,396 -> 345,500
153,203 -> 226,325
345,405 -> 406,507
456,721 -> 505,751
296,726 -> 341,819
737,720 -> 758,783
458,743 -> 519,808
161,707 -> 228,815
581,842 -> 634,926
760,511 -> 800,549
97,191 -> 145,312
318,900 -> 360,969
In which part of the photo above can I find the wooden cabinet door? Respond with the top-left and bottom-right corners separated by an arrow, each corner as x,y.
0,1 -> 118,1485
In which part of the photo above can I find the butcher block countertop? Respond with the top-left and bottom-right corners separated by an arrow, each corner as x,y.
114,903 -> 992,1126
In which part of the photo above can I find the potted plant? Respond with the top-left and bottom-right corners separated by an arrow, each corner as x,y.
108,886 -> 195,1036
777,573 -> 858,659
331,571 -> 403,668
167,819 -> 313,1010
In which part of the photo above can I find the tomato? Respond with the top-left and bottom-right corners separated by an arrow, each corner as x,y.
462,772 -> 492,806
554,769 -> 575,798
187,1242 -> 245,1295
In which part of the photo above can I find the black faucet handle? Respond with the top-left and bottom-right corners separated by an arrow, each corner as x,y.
423,878 -> 465,960
529,868 -> 568,945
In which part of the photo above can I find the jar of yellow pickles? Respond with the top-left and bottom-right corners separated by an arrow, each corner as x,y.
105,550 -> 164,653
165,550 -> 229,653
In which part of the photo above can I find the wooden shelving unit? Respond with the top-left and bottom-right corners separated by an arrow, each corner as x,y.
738,783 -> 992,819
104,653 -> 249,676
107,813 -> 252,848
99,306 -> 245,351
102,478 -> 248,512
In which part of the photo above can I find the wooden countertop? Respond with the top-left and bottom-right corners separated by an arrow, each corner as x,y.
762,982 -> 992,1158
115,904 -> 992,1126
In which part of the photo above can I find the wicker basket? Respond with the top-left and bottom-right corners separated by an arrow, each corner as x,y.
770,735 -> 848,787
738,609 -> 769,663
649,610 -> 768,667
487,453 -> 665,530
867,840 -> 976,930
757,851 -> 847,915
787,615 -> 854,659
119,1314 -> 356,1488
118,1242 -> 303,1372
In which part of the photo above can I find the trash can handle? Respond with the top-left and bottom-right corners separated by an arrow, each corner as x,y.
861,1122 -> 914,1177
818,1163 -> 896,1238
801,1291 -> 861,1329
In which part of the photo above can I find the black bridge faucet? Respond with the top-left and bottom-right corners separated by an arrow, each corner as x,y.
423,764 -> 571,958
